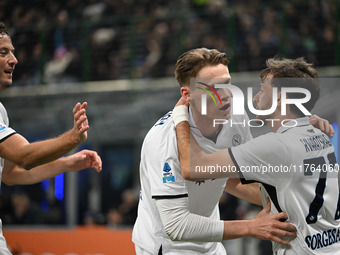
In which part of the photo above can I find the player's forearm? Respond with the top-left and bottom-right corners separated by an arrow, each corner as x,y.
2,158 -> 67,186
175,121 -> 214,180
225,179 -> 262,206
223,220 -> 251,240
6,131 -> 81,170
175,121 -> 192,180
156,197 -> 224,242
25,130 -> 81,168
174,106 -> 236,180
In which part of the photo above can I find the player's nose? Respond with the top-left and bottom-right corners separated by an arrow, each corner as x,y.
8,52 -> 18,65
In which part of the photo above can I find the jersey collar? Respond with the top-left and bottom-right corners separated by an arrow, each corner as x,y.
277,117 -> 310,134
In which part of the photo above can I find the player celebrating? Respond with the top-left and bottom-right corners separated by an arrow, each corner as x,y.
133,48 -> 309,255
0,22 -> 102,254
173,57 -> 339,254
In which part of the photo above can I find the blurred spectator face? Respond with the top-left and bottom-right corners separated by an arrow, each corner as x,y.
57,10 -> 68,25
11,193 -> 29,218
122,190 -> 137,207
0,34 -> 18,89
83,212 -> 97,226
107,209 -> 123,226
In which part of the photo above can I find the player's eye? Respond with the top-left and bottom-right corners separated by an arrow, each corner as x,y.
0,49 -> 9,55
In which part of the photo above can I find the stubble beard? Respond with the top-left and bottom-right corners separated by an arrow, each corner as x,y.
0,79 -> 12,91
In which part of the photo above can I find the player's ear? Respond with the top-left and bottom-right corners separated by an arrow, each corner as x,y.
180,86 -> 191,103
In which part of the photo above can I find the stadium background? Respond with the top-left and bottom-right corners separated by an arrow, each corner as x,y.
0,0 -> 339,254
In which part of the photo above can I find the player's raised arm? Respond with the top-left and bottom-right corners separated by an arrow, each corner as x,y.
2,149 -> 102,186
0,102 -> 89,170
173,101 -> 235,180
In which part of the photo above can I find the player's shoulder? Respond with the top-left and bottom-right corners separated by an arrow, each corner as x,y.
0,102 -> 8,122
249,131 -> 283,149
0,102 -> 6,114
143,111 -> 175,145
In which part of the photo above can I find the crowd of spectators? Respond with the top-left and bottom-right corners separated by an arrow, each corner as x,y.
0,0 -> 338,86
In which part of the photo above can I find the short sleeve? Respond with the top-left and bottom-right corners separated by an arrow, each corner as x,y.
0,103 -> 16,142
143,127 -> 188,198
229,133 -> 288,186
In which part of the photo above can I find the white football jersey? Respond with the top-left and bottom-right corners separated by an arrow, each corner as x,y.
230,117 -> 340,254
0,102 -> 16,253
132,108 -> 252,254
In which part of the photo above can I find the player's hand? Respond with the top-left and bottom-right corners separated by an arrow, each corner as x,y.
72,102 -> 89,143
175,97 -> 190,108
309,115 -> 334,138
248,199 -> 297,246
63,149 -> 102,173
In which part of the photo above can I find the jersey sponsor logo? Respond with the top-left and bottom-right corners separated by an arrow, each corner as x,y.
232,134 -> 242,146
307,129 -> 315,134
305,227 -> 340,251
162,162 -> 175,183
0,125 -> 6,131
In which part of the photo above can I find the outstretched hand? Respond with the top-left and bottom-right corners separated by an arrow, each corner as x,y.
72,102 -> 89,143
64,149 -> 102,173
248,199 -> 297,246
309,115 -> 334,138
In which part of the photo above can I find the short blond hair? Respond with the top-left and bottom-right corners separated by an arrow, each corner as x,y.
174,48 -> 229,87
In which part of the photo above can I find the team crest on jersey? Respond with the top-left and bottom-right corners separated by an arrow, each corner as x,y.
232,134 -> 242,146
162,162 -> 175,183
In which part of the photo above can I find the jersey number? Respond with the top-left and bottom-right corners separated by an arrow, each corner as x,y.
305,152 -> 339,224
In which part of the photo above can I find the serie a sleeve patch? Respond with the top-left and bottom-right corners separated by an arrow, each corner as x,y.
162,162 -> 175,183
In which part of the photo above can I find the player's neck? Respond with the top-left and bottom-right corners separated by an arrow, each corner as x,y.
191,111 -> 222,143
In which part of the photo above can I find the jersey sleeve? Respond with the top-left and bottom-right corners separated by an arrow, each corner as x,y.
143,126 -> 188,198
229,133 -> 289,186
0,103 -> 16,142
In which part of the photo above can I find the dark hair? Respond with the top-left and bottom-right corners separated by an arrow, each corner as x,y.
260,57 -> 320,116
0,22 -> 8,36
174,48 -> 229,87
260,57 -> 318,80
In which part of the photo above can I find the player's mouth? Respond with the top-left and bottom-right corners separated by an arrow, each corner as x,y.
4,69 -> 14,78
220,103 -> 230,112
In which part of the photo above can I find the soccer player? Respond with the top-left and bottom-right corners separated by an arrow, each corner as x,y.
0,22 -> 102,254
173,57 -> 339,254
133,48 -> 306,255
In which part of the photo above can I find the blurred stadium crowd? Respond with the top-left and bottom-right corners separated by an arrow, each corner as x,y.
0,0 -> 338,86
